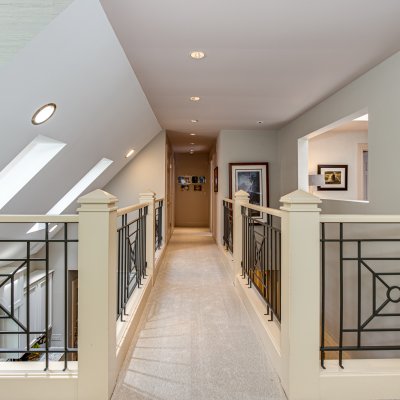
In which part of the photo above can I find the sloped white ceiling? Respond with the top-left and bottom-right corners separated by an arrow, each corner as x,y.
0,0 -> 161,214
101,0 -> 400,153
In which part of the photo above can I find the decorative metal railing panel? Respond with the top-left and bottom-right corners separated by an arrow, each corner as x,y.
117,206 -> 147,321
321,221 -> 400,368
241,206 -> 281,322
0,221 -> 78,370
223,200 -> 233,253
155,199 -> 163,251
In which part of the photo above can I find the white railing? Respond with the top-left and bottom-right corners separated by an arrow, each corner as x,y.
224,189 -> 400,400
0,190 -> 164,400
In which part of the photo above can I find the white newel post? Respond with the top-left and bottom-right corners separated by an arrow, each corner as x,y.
77,190 -> 118,400
280,190 -> 321,400
139,192 -> 156,276
233,190 -> 250,279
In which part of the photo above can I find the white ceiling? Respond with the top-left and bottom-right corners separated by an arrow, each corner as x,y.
0,0 -> 161,215
101,0 -> 400,152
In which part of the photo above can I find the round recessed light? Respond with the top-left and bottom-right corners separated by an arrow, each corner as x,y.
190,142 -> 195,145
191,119 -> 198,123
125,149 -> 135,158
32,103 -> 56,125
257,121 -> 263,124
190,133 -> 196,136
190,96 -> 200,102
190,51 -> 206,60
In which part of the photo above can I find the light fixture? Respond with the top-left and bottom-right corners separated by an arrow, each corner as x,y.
190,133 -> 196,136
354,114 -> 368,122
190,96 -> 200,102
190,119 -> 198,123
190,51 -> 205,60
32,103 -> 57,125
190,142 -> 195,145
0,135 -> 66,210
125,149 -> 134,158
257,121 -> 263,125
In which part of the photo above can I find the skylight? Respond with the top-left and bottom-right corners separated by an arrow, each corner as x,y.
354,114 -> 368,122
28,158 -> 113,233
0,135 -> 66,210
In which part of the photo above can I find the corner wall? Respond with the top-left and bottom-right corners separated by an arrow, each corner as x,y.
278,50 -> 400,214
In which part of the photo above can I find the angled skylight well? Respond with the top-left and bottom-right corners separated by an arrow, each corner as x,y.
0,135 -> 66,210
28,158 -> 113,233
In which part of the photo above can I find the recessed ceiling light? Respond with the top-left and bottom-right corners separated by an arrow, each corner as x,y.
257,121 -> 263,124
125,149 -> 135,158
191,119 -> 198,123
32,103 -> 56,125
190,51 -> 205,60
190,96 -> 200,102
190,133 -> 196,136
354,114 -> 368,122
190,142 -> 195,145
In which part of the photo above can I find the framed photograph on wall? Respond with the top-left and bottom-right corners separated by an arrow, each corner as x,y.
213,167 -> 218,192
229,163 -> 269,215
317,164 -> 348,191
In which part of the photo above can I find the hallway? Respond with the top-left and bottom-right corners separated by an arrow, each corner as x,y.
112,228 -> 286,400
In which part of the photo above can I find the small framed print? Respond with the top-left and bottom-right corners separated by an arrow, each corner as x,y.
193,184 -> 202,191
317,165 -> 348,191
213,167 -> 218,192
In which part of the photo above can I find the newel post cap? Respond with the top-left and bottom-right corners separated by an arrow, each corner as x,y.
280,189 -> 321,212
139,191 -> 156,202
234,190 -> 250,202
78,189 -> 118,208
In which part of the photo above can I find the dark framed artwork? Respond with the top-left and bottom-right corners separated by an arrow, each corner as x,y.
317,164 -> 348,191
213,167 -> 218,192
229,163 -> 269,209
193,184 -> 202,191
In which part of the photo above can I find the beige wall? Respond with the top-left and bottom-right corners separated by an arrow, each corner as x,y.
174,153 -> 210,227
104,130 -> 166,207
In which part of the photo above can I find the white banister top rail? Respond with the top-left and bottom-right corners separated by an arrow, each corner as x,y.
243,202 -> 283,218
155,197 -> 165,203
117,202 -> 150,217
223,198 -> 234,204
0,215 -> 79,223
320,214 -> 400,223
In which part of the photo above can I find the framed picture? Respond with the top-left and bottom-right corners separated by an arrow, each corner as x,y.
213,167 -> 218,192
180,184 -> 190,191
317,165 -> 348,191
199,176 -> 206,184
193,184 -> 202,191
229,163 -> 269,213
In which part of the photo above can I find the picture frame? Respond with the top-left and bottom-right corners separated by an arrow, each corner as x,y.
317,164 -> 348,191
193,184 -> 202,191
229,163 -> 269,216
213,167 -> 218,192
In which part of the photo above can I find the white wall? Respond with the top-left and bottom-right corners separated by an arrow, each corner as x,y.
216,130 -> 279,245
308,130 -> 368,201
278,50 -> 400,215
104,131 -> 166,207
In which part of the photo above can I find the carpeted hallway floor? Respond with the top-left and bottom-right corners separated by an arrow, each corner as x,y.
111,228 -> 286,400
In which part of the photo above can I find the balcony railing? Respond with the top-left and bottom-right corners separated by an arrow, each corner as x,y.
116,203 -> 148,321
320,216 -> 400,368
0,215 -> 78,370
223,199 -> 233,253
155,198 -> 164,251
241,203 -> 282,322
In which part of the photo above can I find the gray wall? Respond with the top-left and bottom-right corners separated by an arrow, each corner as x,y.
104,130 -> 166,207
278,50 -> 400,215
